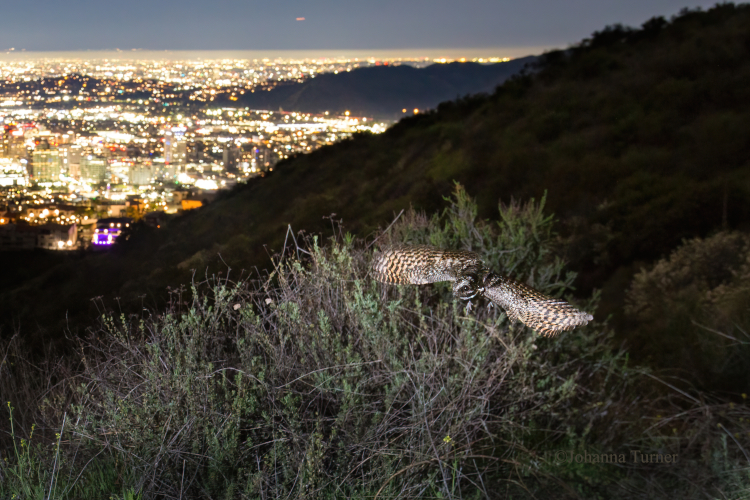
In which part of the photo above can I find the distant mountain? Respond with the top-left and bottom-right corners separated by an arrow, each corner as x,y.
235,58 -> 537,118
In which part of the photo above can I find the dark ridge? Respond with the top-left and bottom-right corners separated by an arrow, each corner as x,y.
234,58 -> 537,118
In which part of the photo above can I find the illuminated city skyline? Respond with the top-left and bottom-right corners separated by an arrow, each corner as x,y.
0,54 -> 400,251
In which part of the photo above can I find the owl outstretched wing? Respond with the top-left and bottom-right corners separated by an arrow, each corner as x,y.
481,273 -> 593,337
371,245 -> 484,285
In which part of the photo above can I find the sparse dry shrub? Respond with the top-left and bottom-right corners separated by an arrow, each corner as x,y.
57,185 -> 630,499
3,187 -> 750,500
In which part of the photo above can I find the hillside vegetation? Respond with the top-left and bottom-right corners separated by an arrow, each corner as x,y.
4,4 -> 750,389
2,188 -> 749,499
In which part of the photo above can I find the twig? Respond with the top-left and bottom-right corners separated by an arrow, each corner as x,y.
282,224 -> 311,261
641,371 -> 701,405
691,320 -> 746,344
718,424 -> 750,464
180,459 -> 186,500
366,209 -> 405,250
275,360 -> 383,389
48,411 -> 66,500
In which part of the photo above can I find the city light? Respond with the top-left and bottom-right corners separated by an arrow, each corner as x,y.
195,179 -> 219,190
0,53 -> 515,251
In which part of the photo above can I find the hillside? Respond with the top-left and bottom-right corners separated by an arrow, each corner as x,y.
3,4 -> 750,381
234,58 -> 536,118
6,191 -> 749,499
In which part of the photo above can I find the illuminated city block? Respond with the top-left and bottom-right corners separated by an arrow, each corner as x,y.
39,224 -> 77,250
181,199 -> 203,211
32,146 -> 62,183
0,158 -> 28,186
93,232 -> 117,246
91,217 -> 132,248
128,162 -> 154,186
13,223 -> 79,251
81,155 -> 109,184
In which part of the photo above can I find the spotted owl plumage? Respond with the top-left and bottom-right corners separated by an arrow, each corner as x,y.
372,245 -> 593,337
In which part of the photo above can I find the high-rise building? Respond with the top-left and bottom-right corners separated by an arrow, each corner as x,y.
59,144 -> 82,178
80,155 -> 109,184
1,126 -> 10,158
165,127 -> 187,168
0,158 -> 28,186
222,142 -> 240,170
2,126 -> 27,159
128,161 -> 154,186
32,141 -> 62,182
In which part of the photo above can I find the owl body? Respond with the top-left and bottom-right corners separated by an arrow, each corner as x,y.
372,245 -> 593,337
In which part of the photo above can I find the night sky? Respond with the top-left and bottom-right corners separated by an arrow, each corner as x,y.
0,0 -> 726,53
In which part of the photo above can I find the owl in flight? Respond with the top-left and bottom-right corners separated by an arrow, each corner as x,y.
372,245 -> 593,336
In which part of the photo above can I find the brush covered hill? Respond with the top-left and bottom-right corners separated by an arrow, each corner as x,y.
4,4 -> 750,378
233,57 -> 536,118
5,188 -> 749,499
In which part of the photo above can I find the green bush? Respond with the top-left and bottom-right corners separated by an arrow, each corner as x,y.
625,231 -> 750,391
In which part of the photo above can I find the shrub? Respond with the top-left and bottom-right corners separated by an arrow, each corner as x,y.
3,187 -> 750,499
625,231 -> 750,391
58,186 -> 628,498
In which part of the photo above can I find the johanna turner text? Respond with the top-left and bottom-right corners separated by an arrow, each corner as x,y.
550,450 -> 679,465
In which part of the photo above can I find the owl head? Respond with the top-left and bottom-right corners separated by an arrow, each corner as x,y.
452,273 -> 483,301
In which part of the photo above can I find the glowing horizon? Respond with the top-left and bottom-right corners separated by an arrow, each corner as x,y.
0,47 -> 554,63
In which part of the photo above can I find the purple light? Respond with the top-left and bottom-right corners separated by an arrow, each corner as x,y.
92,229 -> 121,246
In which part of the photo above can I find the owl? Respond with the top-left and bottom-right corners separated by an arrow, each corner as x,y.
371,245 -> 593,336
